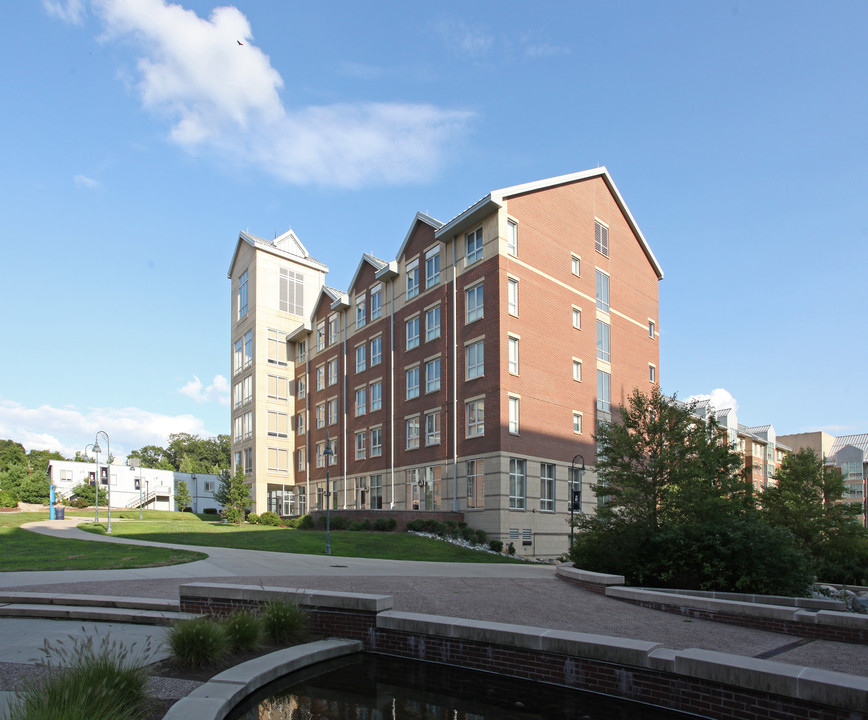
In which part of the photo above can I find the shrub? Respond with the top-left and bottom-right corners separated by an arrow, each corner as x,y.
405,519 -> 424,532
460,526 -> 476,542
296,514 -> 314,529
329,515 -> 348,530
259,511 -> 283,526
348,521 -> 364,531
507,542 -> 516,556
69,497 -> 89,509
475,529 -> 487,545
203,507 -> 219,514
246,513 -> 260,525
221,506 -> 245,524
167,617 -> 228,668
262,601 -> 308,645
0,490 -> 18,508
489,539 -> 503,553
223,611 -> 263,652
385,516 -> 397,530
373,517 -> 388,531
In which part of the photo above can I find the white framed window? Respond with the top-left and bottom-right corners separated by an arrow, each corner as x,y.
597,370 -> 611,412
406,259 -> 420,299
267,448 -> 289,472
328,358 -> 338,386
425,305 -> 441,341
406,416 -> 420,449
508,336 -> 519,375
296,377 -> 306,399
425,247 -> 440,288
467,459 -> 485,509
242,374 -> 253,404
238,270 -> 248,319
466,340 -> 484,379
572,306 -> 582,330
540,463 -> 555,512
595,220 -> 609,257
355,387 -> 367,416
406,366 -> 420,399
573,412 -> 583,434
296,340 -> 306,363
233,338 -> 243,374
509,458 -> 526,510
243,330 -> 253,369
597,320 -> 610,363
328,398 -> 338,425
316,321 -> 325,351
596,270 -> 610,313
328,315 -> 339,345
370,284 -> 383,320
279,268 -> 304,315
316,403 -> 325,429
267,375 -> 289,401
233,381 -> 242,409
370,336 -> 382,366
242,411 -> 253,440
297,448 -> 306,471
571,254 -> 581,276
355,344 -> 366,373
649,320 -> 656,339
406,316 -> 420,350
507,277 -> 518,316
425,357 -> 441,393
508,396 -> 520,435
316,442 -> 325,468
466,283 -> 484,323
355,431 -> 366,460
370,380 -> 382,411
466,227 -> 483,264
316,365 -> 325,390
507,220 -> 517,256
425,410 -> 441,446
267,411 -> 288,438
297,410 -> 305,436
243,448 -> 252,475
355,295 -> 366,329
649,364 -> 657,383
371,427 -> 383,457
233,415 -> 242,442
573,359 -> 582,382
466,398 -> 485,437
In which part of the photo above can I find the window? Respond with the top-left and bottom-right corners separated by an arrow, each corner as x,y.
328,398 -> 338,425
507,220 -> 517,256
371,428 -> 382,457
467,459 -> 484,509
508,396 -> 520,435
355,431 -> 366,460
370,473 -> 383,508
316,403 -> 325,429
507,277 -> 518,316
597,370 -> 611,412
233,415 -> 242,442
238,270 -> 248,319
466,227 -> 483,264
509,458 -> 526,510
355,387 -> 367,416
243,448 -> 252,475
355,344 -> 366,373
233,339 -> 243,374
316,365 -> 325,390
426,305 -> 441,341
204,481 -> 214,493
406,417 -> 420,449
425,410 -> 441,445
243,330 -> 253,368
425,247 -> 440,288
233,381 -> 242,408
597,320 -> 610,362
573,359 -> 582,382
328,315 -> 339,345
596,270 -> 609,313
297,340 -> 306,363
234,451 -> 242,474
355,295 -> 366,329
572,307 -> 582,330
328,358 -> 338,386
571,255 -> 581,276
369,380 -> 382,411
406,316 -> 420,350
466,398 -> 484,437
242,411 -> 253,440
406,366 -> 420,399
649,364 -> 656,383
573,412 -> 583,434
370,284 -> 383,320
316,443 -> 325,468
466,284 -> 484,323
297,410 -> 306,435
425,358 -> 441,393
267,375 -> 289,400
279,268 -> 304,315
329,442 -> 337,466
595,220 -> 609,257
297,448 -> 306,471
316,322 -> 325,351
508,336 -> 519,375
371,336 -> 382,366
296,377 -> 306,399
406,259 -> 420,299
267,411 -> 288,438
540,463 -> 555,512
649,320 -> 656,339
466,340 -> 484,379
268,448 -> 288,472
267,330 -> 287,365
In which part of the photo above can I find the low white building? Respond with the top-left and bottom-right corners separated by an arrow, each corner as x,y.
47,460 -> 223,514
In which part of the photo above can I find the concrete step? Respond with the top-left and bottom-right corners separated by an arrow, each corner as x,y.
0,592 -> 179,612
0,603 -> 200,625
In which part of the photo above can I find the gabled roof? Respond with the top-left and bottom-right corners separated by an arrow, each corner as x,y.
433,167 -> 663,280
347,253 -> 389,294
394,212 -> 444,262
828,434 -> 868,458
227,228 -> 328,278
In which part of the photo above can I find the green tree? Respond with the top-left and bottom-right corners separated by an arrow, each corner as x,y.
571,387 -> 812,595
0,440 -> 27,471
27,449 -> 67,476
175,480 -> 193,512
70,482 -> 108,507
216,469 -> 251,524
127,445 -> 173,470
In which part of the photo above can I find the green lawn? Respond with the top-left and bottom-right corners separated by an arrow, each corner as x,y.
81,518 -> 520,563
0,511 -> 208,572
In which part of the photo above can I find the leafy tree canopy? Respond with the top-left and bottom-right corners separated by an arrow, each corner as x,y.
216,468 -> 251,524
0,440 -> 27,471
175,480 -> 193,511
128,434 -> 230,474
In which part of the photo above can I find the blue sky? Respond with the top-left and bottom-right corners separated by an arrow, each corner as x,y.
2,0 -> 866,459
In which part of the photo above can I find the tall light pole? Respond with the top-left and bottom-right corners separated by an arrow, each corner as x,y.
85,443 -> 98,523
324,432 -> 334,555
570,454 -> 585,549
93,431 -> 112,533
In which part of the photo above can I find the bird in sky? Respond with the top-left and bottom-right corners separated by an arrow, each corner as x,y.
237,40 -> 243,45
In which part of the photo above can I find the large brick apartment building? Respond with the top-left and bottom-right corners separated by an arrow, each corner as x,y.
228,168 -> 663,557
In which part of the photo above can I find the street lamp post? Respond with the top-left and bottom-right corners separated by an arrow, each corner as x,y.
84,443 -> 97,523
570,454 -> 585,549
93,431 -> 112,534
324,433 -> 334,555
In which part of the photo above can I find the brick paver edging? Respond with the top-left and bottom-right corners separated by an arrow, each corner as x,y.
178,583 -> 868,720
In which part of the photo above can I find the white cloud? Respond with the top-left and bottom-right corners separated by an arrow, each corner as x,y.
0,398 -> 212,461
522,41 -> 570,59
67,0 -> 473,187
74,174 -> 102,190
178,374 -> 229,405
43,0 -> 86,25
434,19 -> 494,58
687,388 -> 739,413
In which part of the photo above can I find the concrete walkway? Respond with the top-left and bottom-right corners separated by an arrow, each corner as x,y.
2,519 -> 867,680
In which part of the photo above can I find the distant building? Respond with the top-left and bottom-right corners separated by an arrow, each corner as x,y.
47,460 -> 222,513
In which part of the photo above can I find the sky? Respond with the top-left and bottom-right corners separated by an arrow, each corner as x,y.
2,0 -> 866,460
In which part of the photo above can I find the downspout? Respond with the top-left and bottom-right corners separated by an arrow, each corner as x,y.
341,307 -> 347,509
304,339 -> 310,516
389,278 -> 396,508
451,238 -> 459,512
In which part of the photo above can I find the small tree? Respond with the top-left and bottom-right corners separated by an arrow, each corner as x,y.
216,469 -> 251,524
175,480 -> 193,512
71,482 -> 107,507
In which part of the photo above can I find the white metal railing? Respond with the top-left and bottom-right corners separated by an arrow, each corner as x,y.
126,490 -> 158,508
